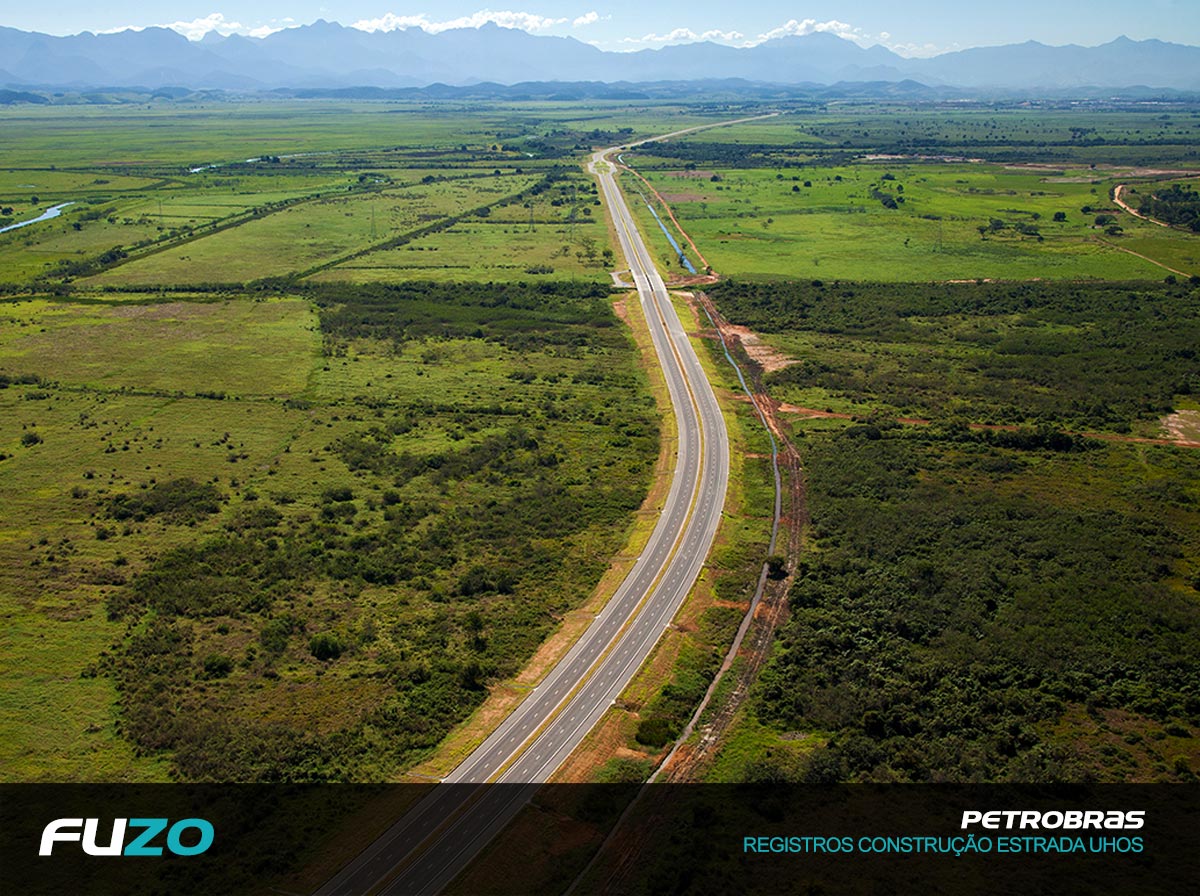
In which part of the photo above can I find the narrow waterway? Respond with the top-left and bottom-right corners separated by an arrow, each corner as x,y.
0,202 -> 74,235
645,202 -> 697,273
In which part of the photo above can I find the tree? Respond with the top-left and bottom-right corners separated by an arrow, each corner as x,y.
1053,212 -> 1067,222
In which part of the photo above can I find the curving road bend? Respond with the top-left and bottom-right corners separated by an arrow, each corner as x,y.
315,125 -> 736,896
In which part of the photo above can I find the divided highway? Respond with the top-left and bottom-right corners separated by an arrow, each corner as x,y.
315,129 -> 732,896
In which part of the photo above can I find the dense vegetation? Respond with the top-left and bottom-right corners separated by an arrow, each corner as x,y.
754,428 -> 1199,782
106,477 -> 223,524
1139,183 -> 1200,231
708,279 -> 1200,430
699,275 -> 1200,783
311,280 -> 615,349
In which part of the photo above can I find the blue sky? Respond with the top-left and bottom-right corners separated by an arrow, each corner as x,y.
4,2 -> 1196,56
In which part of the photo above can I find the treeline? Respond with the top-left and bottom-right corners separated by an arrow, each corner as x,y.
312,280 -> 617,352
753,429 -> 1200,782
708,279 -> 1200,430
1139,183 -> 1200,231
635,142 -> 809,168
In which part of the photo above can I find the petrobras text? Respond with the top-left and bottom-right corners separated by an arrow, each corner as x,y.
961,810 -> 1144,831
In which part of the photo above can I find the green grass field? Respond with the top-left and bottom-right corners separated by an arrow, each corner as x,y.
627,159 -> 1195,280
86,176 -> 541,285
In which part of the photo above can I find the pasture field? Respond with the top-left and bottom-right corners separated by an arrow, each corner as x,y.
624,158 -> 1196,280
0,100 -> 718,168
0,282 -> 660,781
0,100 -> 731,289
619,107 -> 1200,281
315,168 -> 613,284
87,174 -> 543,286
667,106 -> 1200,165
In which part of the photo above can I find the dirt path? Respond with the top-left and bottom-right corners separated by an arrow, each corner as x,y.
1091,235 -> 1191,277
1113,184 -> 1169,227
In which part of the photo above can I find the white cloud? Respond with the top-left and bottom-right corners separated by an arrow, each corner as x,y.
751,19 -> 954,57
609,16 -> 952,58
620,27 -> 744,47
756,18 -> 864,43
573,11 -> 602,27
99,12 -> 287,41
351,10 -> 571,35
885,41 -> 954,58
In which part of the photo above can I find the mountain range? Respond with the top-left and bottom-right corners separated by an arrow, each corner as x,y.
1,21 -> 1197,92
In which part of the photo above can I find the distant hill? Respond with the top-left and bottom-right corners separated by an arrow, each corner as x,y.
0,22 -> 1197,92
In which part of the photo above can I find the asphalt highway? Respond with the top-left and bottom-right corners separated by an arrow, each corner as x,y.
314,128 -> 734,896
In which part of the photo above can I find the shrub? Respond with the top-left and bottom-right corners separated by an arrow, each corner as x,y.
107,478 -> 223,524
202,654 -> 234,679
309,632 -> 343,661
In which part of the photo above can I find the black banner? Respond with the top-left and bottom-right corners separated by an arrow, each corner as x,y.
2,784 -> 1196,895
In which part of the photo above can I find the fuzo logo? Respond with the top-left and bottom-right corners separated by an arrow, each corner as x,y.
39,818 -> 214,856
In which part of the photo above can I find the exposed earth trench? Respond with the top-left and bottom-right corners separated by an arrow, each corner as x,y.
656,290 -> 808,782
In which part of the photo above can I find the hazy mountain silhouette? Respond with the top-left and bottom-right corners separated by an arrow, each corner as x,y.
0,22 -> 1196,91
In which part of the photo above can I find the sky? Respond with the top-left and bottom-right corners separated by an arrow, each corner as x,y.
3,1 -> 1196,57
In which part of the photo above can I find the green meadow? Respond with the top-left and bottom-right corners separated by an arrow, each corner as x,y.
87,175 -> 542,286
627,159 -> 1192,280
617,108 -> 1200,281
